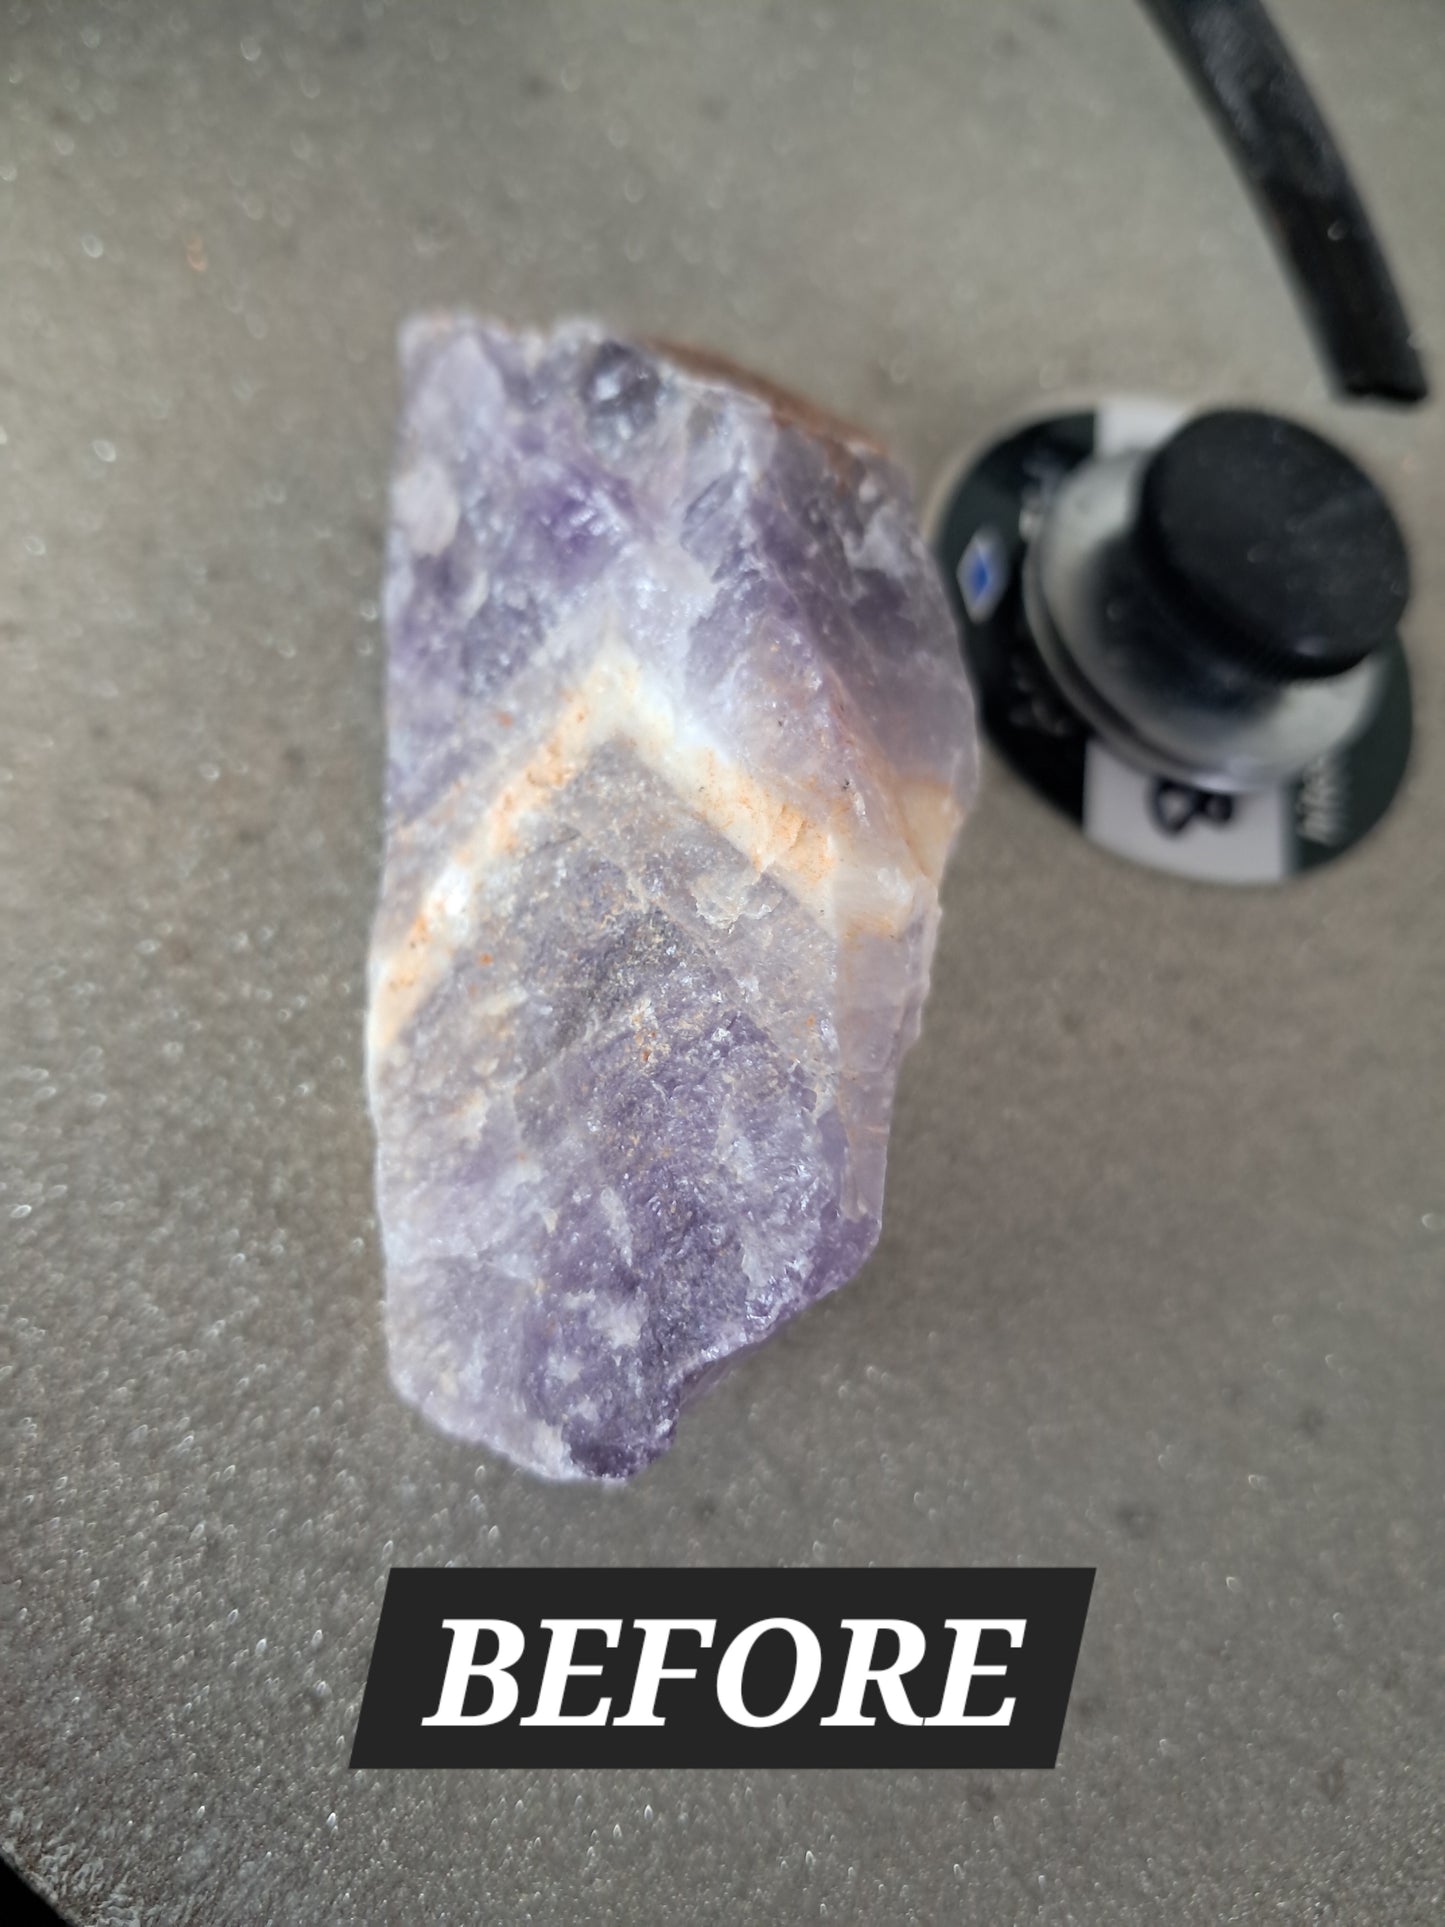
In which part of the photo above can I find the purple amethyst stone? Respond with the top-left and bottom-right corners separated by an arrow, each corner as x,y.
368,317 -> 977,1480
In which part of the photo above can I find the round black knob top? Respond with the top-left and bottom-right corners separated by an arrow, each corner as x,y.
1135,409 -> 1410,681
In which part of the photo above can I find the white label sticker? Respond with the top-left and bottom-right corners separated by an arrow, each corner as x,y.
1083,743 -> 1289,884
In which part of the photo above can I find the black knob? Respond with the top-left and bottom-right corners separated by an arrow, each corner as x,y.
1134,409 -> 1410,681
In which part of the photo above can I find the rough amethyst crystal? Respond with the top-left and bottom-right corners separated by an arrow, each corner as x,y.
368,317 -> 976,1480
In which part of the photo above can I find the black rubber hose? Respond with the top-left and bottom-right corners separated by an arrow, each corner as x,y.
1139,0 -> 1428,404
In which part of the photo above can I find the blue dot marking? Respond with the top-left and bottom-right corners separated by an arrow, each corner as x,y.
958,525 -> 1009,624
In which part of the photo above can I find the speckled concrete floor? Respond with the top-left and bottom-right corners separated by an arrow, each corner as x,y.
2,2 -> 1442,1921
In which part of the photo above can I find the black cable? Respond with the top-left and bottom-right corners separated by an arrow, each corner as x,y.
1139,0 -> 1428,404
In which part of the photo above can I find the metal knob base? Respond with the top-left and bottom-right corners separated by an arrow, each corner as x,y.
928,400 -> 1413,888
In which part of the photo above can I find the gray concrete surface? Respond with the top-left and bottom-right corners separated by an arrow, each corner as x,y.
2,1 -> 1442,1920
